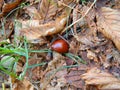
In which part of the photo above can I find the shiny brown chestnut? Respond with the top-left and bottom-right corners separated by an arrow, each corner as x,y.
51,39 -> 69,53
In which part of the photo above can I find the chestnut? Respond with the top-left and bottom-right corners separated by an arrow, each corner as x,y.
51,39 -> 69,53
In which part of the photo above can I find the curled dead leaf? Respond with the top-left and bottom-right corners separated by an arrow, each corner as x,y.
15,0 -> 76,43
20,13 -> 68,41
97,7 -> 120,50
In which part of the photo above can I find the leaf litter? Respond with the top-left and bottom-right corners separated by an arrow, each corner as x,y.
0,0 -> 120,90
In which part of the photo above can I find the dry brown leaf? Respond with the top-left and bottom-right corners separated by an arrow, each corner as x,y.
47,52 -> 65,70
73,5 -> 78,34
65,65 -> 87,89
46,70 -> 67,90
12,78 -> 34,90
16,0 -> 76,43
74,29 -> 94,47
113,0 -> 120,9
97,7 -> 120,50
100,82 -> 120,89
81,67 -> 120,89
0,0 -> 22,17
111,49 -> 120,64
20,13 -> 68,41
39,0 -> 58,20
24,6 -> 42,20
58,0 -> 75,7
87,50 -> 98,62
75,35 -> 94,46
39,0 -> 74,20
40,52 -> 66,90
0,0 -> 4,12
26,56 -> 43,80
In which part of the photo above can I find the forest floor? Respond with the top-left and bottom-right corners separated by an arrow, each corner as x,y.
0,0 -> 120,90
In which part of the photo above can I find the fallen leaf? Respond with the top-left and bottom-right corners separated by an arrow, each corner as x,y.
45,69 -> 67,90
0,0 -> 4,13
12,78 -> 34,90
46,77 -> 67,90
39,0 -> 58,20
40,52 -> 66,90
65,65 -> 87,89
81,67 -> 120,89
87,50 -> 98,62
97,7 -> 120,50
24,6 -> 42,20
15,0 -> 76,43
113,0 -> 120,9
0,0 -> 22,17
75,35 -> 94,46
46,52 -> 65,71
39,0 -> 74,21
111,49 -> 120,64
19,13 -> 68,42
26,56 -> 43,81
